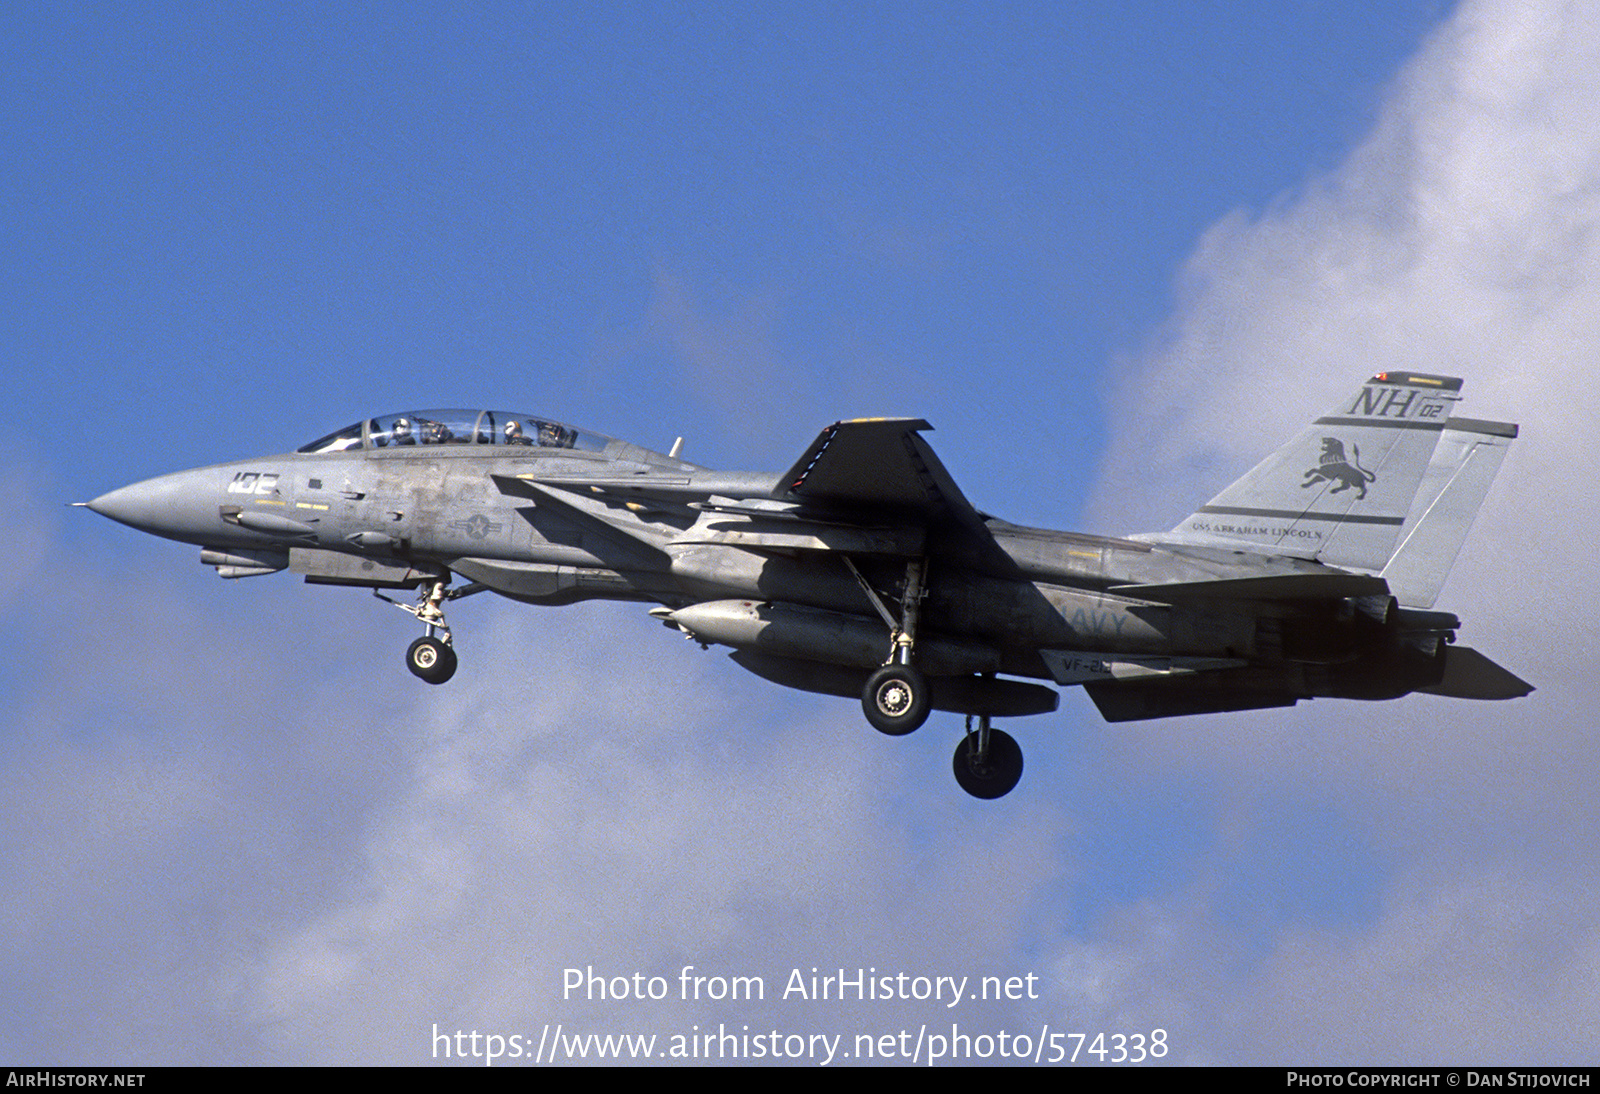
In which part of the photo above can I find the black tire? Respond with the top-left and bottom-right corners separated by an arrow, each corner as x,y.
406,635 -> 458,684
952,727 -> 1023,799
862,664 -> 930,736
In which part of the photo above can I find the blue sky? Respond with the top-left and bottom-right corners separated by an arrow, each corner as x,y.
9,2 -> 1438,505
9,0 -> 1600,1067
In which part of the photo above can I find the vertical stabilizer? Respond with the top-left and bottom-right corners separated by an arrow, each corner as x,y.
1380,417 -> 1516,608
1167,373 -> 1460,570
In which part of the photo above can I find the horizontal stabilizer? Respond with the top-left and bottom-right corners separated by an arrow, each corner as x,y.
1417,646 -> 1534,700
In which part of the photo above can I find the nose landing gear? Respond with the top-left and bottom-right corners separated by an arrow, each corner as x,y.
376,576 -> 484,685
405,634 -> 457,684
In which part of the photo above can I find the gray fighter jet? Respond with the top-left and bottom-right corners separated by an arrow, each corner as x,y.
85,373 -> 1530,798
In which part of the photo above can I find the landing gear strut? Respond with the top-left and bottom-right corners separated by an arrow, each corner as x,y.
376,576 -> 483,685
850,557 -> 932,736
845,556 -> 1025,796
952,715 -> 1024,799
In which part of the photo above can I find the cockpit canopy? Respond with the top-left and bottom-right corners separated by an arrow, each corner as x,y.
297,409 -> 612,455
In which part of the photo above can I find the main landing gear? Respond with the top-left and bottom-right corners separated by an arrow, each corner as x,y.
862,663 -> 930,735
851,557 -> 933,736
952,715 -> 1023,800
377,576 -> 484,685
848,556 -> 1026,799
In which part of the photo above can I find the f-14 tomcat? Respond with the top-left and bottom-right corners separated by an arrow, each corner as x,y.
86,372 -> 1530,798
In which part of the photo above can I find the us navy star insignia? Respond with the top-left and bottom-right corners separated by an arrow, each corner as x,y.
451,514 -> 501,540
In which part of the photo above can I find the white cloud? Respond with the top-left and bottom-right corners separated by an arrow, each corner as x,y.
228,608 -> 1073,1063
15,0 -> 1600,1068
1077,0 -> 1600,1063
1231,870 -> 1600,1063
5,525 -> 1074,1064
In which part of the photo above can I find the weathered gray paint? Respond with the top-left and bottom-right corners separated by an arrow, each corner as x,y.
86,378 -> 1531,795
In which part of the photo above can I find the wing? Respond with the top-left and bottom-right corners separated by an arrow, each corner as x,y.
489,419 -> 989,565
492,417 -> 980,525
777,418 -> 984,527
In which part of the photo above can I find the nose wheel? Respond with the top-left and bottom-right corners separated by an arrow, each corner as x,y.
376,576 -> 484,685
406,634 -> 457,684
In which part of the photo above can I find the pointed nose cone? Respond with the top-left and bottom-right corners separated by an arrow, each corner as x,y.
86,470 -> 221,544
87,481 -> 163,530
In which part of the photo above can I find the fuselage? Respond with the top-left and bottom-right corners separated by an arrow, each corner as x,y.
82,379 -> 1529,797
88,407 -> 1383,686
